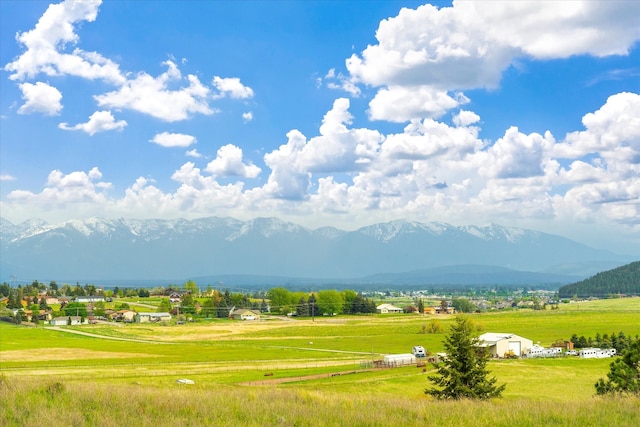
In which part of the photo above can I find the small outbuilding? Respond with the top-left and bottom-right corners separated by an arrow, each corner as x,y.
381,353 -> 416,367
477,332 -> 533,358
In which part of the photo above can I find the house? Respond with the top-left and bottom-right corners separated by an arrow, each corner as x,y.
422,306 -> 455,315
376,303 -> 403,314
135,312 -> 172,323
169,292 -> 182,303
477,332 -> 533,358
231,309 -> 261,320
75,296 -> 105,303
49,316 -> 86,326
435,306 -> 455,314
45,297 -> 60,305
50,317 -> 70,326
114,310 -> 136,323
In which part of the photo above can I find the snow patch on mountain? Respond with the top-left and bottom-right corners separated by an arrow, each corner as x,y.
226,217 -> 308,241
461,224 -> 534,243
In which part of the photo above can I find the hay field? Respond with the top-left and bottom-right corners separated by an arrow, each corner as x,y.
1,298 -> 639,426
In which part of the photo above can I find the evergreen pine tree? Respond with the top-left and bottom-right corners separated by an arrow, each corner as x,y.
595,337 -> 640,395
426,316 -> 505,400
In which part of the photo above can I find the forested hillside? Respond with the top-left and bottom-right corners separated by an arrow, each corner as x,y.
558,261 -> 640,298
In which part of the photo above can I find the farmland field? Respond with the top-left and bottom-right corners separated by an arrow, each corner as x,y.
1,297 -> 639,426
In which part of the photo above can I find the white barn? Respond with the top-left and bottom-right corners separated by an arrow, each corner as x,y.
477,333 -> 533,358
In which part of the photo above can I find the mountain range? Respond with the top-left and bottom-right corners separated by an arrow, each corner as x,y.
0,216 -> 634,287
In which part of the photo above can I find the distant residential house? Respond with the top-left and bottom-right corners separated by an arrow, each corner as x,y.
21,309 -> 52,322
231,309 -> 261,320
37,310 -> 53,322
115,310 -> 136,323
376,303 -> 403,314
135,312 -> 172,323
75,296 -> 105,303
45,297 -> 60,305
50,317 -> 69,326
435,306 -> 455,315
517,300 -> 534,308
50,316 -> 86,326
169,293 -> 182,303
477,333 -> 533,358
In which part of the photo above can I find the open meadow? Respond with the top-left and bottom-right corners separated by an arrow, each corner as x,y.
1,297 -> 639,426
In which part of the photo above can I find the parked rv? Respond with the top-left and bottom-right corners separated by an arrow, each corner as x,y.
412,345 -> 426,357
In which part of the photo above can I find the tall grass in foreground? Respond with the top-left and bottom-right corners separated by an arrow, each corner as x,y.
1,376 -> 638,427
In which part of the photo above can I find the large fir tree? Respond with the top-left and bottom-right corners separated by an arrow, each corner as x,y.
426,316 -> 505,400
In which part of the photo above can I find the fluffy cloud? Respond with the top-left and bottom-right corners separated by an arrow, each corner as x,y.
324,68 -> 361,97
17,82 -> 63,116
149,132 -> 196,148
368,86 -> 468,122
453,110 -> 480,127
458,1 -> 640,59
3,93 -> 639,253
4,0 -> 124,84
95,61 -> 214,122
348,1 -> 640,89
260,98 -> 383,200
212,76 -> 254,99
474,127 -> 555,179
242,111 -> 253,122
205,144 -> 261,178
185,149 -> 202,158
344,1 -> 640,122
7,167 -> 111,209
59,110 -> 126,135
0,175 -> 16,182
553,92 -> 640,160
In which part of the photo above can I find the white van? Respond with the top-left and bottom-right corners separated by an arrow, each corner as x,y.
412,345 -> 426,357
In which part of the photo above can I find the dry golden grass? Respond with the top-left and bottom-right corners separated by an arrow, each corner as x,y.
0,348 -> 160,362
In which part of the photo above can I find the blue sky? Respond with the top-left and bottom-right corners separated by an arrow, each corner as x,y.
1,0 -> 639,255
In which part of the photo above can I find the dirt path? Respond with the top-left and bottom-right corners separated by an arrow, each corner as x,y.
238,368 -> 378,386
44,326 -> 171,344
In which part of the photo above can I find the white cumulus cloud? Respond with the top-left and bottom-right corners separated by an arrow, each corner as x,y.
59,110 -> 126,135
212,76 -> 254,99
4,0 -> 124,84
95,61 -> 214,122
344,1 -> 640,122
185,149 -> 202,158
17,82 -> 63,116
206,144 -> 261,178
150,132 -> 196,148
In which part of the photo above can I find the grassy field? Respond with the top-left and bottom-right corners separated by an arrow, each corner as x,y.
1,297 -> 639,426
